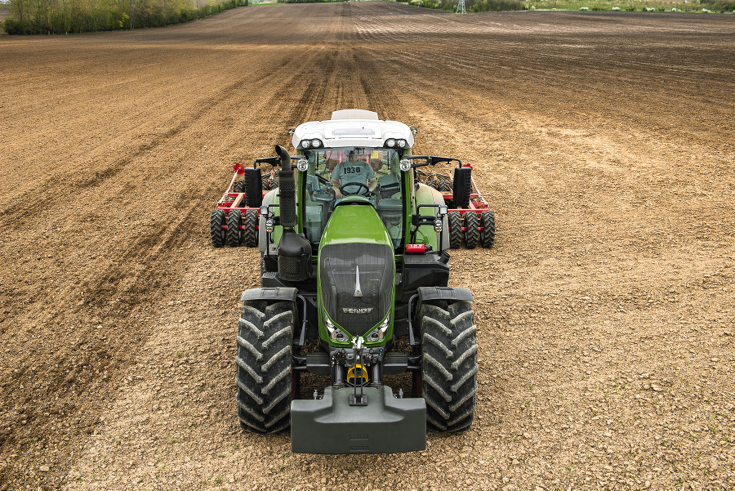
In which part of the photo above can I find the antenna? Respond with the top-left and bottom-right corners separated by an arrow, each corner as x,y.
456,0 -> 466,14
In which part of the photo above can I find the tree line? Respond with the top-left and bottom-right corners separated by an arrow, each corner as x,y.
3,0 -> 247,35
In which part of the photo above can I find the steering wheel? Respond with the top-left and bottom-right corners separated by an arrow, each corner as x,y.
311,187 -> 335,203
339,182 -> 371,197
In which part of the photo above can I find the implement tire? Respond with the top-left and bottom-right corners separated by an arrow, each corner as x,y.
481,211 -> 496,249
243,209 -> 258,248
464,212 -> 479,249
235,299 -> 295,433
227,209 -> 242,248
244,168 -> 263,208
418,299 -> 478,433
448,212 -> 462,249
210,209 -> 225,248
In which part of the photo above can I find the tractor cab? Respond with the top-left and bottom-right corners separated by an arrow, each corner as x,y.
301,146 -> 405,251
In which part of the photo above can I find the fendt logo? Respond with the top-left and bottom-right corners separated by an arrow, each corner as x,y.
342,308 -> 373,314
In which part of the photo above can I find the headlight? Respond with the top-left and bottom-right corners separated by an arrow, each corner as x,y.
434,218 -> 443,232
367,315 -> 390,342
325,316 -> 347,342
296,158 -> 308,172
311,139 -> 323,148
399,159 -> 412,172
385,138 -> 396,148
301,139 -> 311,149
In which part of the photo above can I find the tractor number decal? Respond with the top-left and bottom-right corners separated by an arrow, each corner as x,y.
343,166 -> 362,174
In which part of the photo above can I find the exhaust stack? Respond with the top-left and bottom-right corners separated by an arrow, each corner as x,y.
274,145 -> 312,282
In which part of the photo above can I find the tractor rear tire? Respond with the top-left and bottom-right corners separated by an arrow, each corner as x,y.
235,299 -> 295,433
481,211 -> 496,249
261,176 -> 270,191
464,212 -> 479,249
448,212 -> 462,249
438,180 -> 451,193
210,209 -> 225,248
243,209 -> 258,248
418,299 -> 478,432
227,210 -> 242,248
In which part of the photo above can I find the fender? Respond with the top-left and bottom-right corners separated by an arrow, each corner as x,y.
240,287 -> 298,303
417,286 -> 473,303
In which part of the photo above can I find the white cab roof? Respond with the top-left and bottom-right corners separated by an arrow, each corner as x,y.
291,110 -> 414,149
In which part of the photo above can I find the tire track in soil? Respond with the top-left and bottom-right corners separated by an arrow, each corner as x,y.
0,67 -> 287,228
0,5 -> 386,486
0,21 -> 335,489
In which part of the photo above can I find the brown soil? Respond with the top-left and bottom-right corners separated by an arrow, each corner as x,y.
1,4 -> 734,491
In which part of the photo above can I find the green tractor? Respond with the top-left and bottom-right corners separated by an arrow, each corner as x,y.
233,110 -> 489,454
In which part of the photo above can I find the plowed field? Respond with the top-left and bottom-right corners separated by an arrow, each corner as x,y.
1,4 -> 734,490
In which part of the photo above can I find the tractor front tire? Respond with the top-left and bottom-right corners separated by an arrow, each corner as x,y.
481,211 -> 496,249
243,209 -> 258,248
464,212 -> 479,249
418,299 -> 478,433
448,212 -> 462,249
210,209 -> 225,248
235,299 -> 295,433
227,210 -> 242,248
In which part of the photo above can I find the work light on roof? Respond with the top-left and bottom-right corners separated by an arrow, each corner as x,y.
385,138 -> 396,148
301,139 -> 311,149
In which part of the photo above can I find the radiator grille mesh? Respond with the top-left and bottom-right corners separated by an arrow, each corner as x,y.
320,243 -> 394,336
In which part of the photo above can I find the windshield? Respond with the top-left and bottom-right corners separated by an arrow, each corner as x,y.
301,147 -> 405,250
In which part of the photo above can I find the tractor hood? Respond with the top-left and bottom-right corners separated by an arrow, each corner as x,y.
318,202 -> 395,338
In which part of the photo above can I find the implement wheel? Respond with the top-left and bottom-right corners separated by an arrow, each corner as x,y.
448,212 -> 462,249
235,299 -> 295,433
210,209 -> 225,248
227,209 -> 242,248
481,211 -> 495,249
418,299 -> 478,432
243,209 -> 258,248
464,212 -> 479,249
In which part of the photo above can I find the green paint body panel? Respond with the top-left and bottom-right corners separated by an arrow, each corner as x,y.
317,203 -> 396,347
413,183 -> 440,249
291,387 -> 426,454
319,201 -> 394,246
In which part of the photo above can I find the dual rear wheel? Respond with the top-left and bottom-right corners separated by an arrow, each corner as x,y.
210,209 -> 258,248
447,211 -> 495,250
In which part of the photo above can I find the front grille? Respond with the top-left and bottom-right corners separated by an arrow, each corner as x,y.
320,243 -> 394,336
